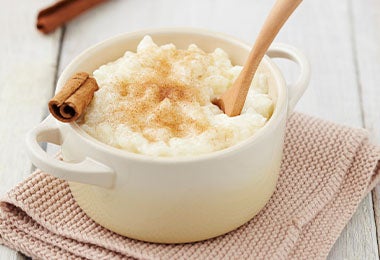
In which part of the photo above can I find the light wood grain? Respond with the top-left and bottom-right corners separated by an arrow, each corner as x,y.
350,0 -> 380,143
1,0 -> 379,259
349,0 -> 380,256
0,0 -> 61,258
329,196 -> 379,259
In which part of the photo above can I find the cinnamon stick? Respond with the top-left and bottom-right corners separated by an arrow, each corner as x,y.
49,72 -> 99,122
37,0 -> 109,34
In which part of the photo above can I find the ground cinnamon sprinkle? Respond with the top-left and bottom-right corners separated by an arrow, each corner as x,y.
106,49 -> 212,143
114,78 -> 209,142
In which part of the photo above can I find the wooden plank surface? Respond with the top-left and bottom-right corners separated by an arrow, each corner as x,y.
1,0 -> 379,259
0,1 -> 61,258
349,0 -> 380,256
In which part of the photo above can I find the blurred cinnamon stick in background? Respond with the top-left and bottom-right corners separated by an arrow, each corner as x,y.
37,0 -> 109,34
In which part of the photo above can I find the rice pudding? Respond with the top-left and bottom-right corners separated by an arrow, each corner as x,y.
79,36 -> 274,156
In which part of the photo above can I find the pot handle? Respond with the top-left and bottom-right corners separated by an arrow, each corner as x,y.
25,115 -> 115,188
266,43 -> 310,116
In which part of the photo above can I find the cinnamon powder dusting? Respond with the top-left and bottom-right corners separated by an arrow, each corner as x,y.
112,56 -> 210,142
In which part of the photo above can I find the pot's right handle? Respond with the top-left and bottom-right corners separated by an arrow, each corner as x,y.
25,115 -> 115,188
266,43 -> 311,116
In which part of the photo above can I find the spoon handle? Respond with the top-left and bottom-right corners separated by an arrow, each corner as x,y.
220,0 -> 302,116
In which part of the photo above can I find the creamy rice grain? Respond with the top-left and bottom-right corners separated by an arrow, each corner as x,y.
79,36 -> 274,156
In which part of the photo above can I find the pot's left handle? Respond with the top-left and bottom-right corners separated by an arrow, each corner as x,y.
25,115 -> 115,188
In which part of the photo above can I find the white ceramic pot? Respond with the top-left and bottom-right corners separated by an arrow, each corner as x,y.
26,28 -> 310,243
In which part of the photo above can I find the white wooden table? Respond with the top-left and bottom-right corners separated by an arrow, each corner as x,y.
1,0 -> 379,259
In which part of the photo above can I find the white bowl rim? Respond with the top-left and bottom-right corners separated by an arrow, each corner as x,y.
57,27 -> 288,163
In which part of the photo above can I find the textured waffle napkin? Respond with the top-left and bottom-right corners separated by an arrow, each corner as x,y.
1,113 -> 380,260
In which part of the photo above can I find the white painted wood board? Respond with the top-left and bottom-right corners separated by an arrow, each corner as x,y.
0,0 -> 61,258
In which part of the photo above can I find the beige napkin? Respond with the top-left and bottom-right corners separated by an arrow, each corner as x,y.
0,113 -> 379,260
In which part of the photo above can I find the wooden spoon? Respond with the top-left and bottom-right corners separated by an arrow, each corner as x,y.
213,0 -> 302,116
